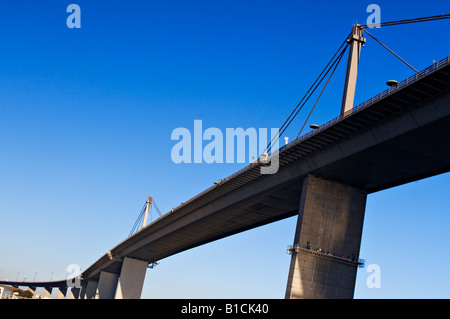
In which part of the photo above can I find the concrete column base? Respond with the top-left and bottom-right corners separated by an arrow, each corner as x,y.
285,174 -> 367,299
42,287 -> 52,299
69,287 -> 81,299
114,257 -> 148,299
97,271 -> 120,299
85,280 -> 98,299
56,286 -> 67,299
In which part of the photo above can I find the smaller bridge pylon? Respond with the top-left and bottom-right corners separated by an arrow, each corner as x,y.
141,196 -> 153,229
129,196 -> 164,236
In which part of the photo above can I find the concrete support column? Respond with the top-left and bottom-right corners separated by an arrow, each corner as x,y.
84,280 -> 98,299
96,271 -> 120,299
341,24 -> 366,115
56,286 -> 67,299
285,174 -> 367,299
29,286 -> 37,299
79,281 -> 87,299
69,287 -> 81,299
114,257 -> 148,299
42,287 -> 52,299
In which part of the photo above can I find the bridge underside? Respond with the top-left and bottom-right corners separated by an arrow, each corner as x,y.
314,110 -> 450,193
127,94 -> 450,265
82,62 -> 450,285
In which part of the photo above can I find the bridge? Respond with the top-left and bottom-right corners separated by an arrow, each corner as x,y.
1,18 -> 450,299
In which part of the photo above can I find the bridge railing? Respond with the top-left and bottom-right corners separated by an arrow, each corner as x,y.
282,55 -> 450,150
223,57 -> 450,187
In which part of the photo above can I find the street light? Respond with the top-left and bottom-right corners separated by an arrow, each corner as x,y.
386,80 -> 399,87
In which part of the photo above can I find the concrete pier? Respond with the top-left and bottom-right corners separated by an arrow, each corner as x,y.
114,257 -> 148,299
97,271 -> 120,299
285,174 -> 367,299
69,287 -> 81,299
42,287 -> 52,299
56,287 -> 67,299
82,280 -> 98,299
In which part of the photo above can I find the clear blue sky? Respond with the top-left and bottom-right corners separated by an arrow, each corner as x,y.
0,0 -> 449,299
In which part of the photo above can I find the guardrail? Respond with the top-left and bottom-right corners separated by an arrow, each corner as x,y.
283,55 -> 450,150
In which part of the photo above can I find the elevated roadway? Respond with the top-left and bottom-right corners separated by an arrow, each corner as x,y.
81,57 -> 450,283
2,56 -> 449,298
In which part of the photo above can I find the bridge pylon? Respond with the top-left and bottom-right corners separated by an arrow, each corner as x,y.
341,24 -> 366,115
285,174 -> 367,299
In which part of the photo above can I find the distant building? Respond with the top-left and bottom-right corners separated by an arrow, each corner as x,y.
0,284 -> 35,299
0,285 -> 16,299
